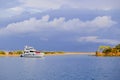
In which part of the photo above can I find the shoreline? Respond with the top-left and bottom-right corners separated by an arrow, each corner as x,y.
0,54 -> 20,57
0,52 -> 95,57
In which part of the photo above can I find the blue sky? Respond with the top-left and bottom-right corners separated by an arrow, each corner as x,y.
0,0 -> 120,51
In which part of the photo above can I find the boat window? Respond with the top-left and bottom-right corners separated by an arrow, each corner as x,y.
30,51 -> 34,52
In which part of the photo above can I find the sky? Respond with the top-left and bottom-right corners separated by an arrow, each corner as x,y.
0,0 -> 120,52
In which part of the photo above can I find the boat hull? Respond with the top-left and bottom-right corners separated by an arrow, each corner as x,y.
20,53 -> 44,58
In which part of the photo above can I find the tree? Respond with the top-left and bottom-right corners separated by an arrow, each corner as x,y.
115,44 -> 120,52
98,46 -> 111,52
115,44 -> 120,49
0,51 -> 6,55
96,44 -> 120,56
102,48 -> 112,53
9,52 -> 14,55
14,51 -> 23,54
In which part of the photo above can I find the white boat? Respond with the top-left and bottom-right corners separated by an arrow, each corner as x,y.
20,46 -> 45,58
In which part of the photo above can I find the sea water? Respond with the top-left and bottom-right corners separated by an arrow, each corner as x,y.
0,55 -> 120,80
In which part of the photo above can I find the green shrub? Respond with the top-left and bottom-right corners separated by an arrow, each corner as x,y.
14,50 -> 23,54
9,52 -> 14,55
9,50 -> 23,55
0,51 -> 6,55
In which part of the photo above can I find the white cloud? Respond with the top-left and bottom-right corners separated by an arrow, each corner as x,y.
0,7 -> 24,18
19,0 -> 120,11
19,0 -> 64,11
7,7 -> 24,15
78,36 -> 120,45
0,15 -> 116,36
1,0 -> 119,18
8,7 -> 24,12
89,16 -> 116,28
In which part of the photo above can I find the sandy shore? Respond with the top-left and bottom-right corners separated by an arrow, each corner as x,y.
43,52 -> 95,56
0,52 -> 95,57
64,52 -> 95,55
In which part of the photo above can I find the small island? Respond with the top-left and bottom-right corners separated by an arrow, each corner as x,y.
96,44 -> 120,56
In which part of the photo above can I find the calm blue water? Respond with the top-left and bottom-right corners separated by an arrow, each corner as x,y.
0,55 -> 120,80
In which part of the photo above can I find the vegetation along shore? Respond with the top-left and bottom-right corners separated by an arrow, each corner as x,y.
2,43 -> 120,57
0,51 -> 65,56
0,50 -> 95,57
96,44 -> 120,56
